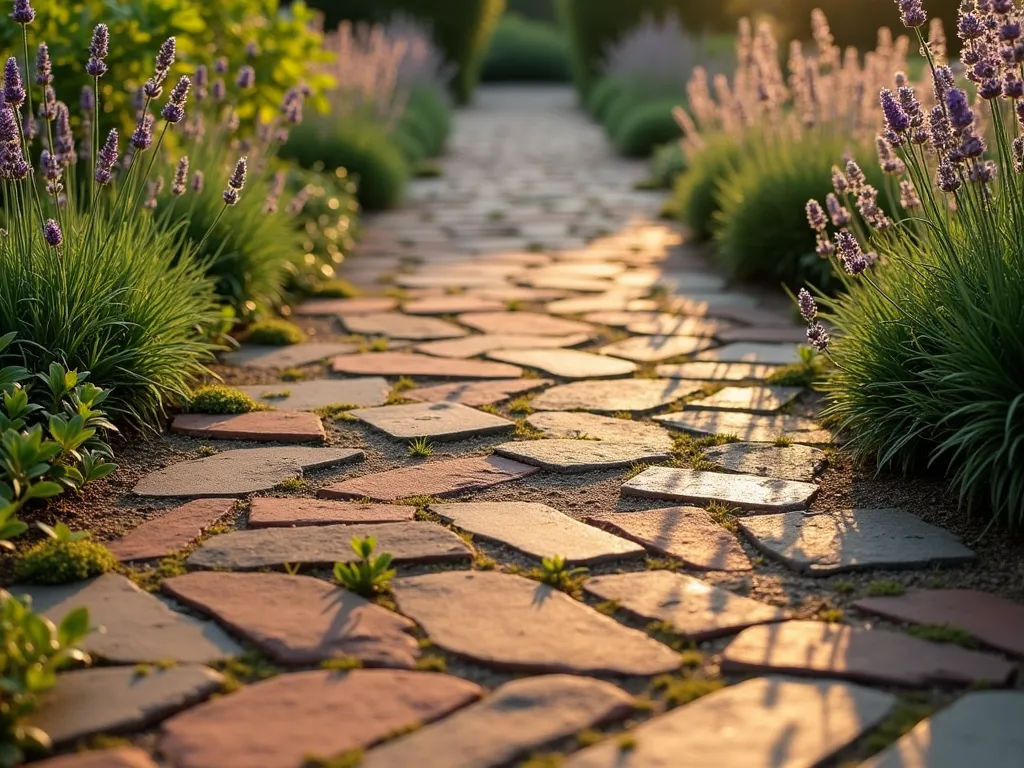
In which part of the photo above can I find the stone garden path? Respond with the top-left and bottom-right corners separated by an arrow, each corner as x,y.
19,86 -> 1024,767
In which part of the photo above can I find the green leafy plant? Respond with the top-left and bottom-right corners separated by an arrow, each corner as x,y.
188,386 -> 265,414
672,133 -> 745,241
612,97 -> 685,158
333,536 -> 397,596
647,140 -> 687,189
534,554 -> 587,593
407,437 -> 434,458
14,524 -> 118,584
244,319 -> 308,347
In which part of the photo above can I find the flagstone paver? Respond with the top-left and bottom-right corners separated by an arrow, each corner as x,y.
716,325 -> 808,343
163,572 -> 419,666
361,676 -> 634,768
187,521 -> 473,570
431,501 -> 643,563
109,499 -> 234,561
526,411 -> 673,450
222,342 -> 357,369
247,498 -> 416,528
703,442 -> 826,482
392,571 -> 681,675
340,312 -> 468,340
649,271 -> 728,293
516,274 -> 614,292
487,348 -> 638,379
331,351 -> 522,379
655,360 -> 781,381
159,670 -> 483,768
586,507 -> 752,571
624,314 -> 732,337
494,438 -> 671,472
237,378 -> 390,410
402,295 -> 506,314
405,378 -> 553,406
31,748 -> 160,768
471,285 -> 570,302
295,297 -> 398,316
350,401 -> 514,441
654,410 -> 832,443
415,333 -> 590,359
721,621 -> 1015,687
133,447 -> 365,497
563,677 -> 895,768
171,411 -> 326,442
694,342 -> 803,366
599,334 -> 715,363
396,273 -> 509,289
458,310 -> 595,336
546,293 -> 656,315
531,379 -> 699,413
622,467 -> 818,511
29,665 -> 224,747
738,508 -> 977,575
580,310 -> 663,327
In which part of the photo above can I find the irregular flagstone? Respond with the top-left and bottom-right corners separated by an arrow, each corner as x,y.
415,333 -> 590,359
494,439 -> 671,472
163,571 -> 418,666
487,348 -> 637,379
581,310 -> 663,327
320,456 -> 539,501
247,498 -> 416,528
402,296 -> 506,315
29,665 -> 224,747
624,314 -> 732,337
649,271 -> 728,293
716,325 -> 808,343
531,379 -> 699,413
584,571 -> 787,639
655,360 -> 781,381
237,378 -> 390,410
331,351 -> 522,379
470,285 -> 570,302
171,411 -> 325,443
586,507 -> 751,571
694,342 -> 803,366
527,262 -> 625,279
350,401 -> 514,440
14,574 -> 241,663
361,676 -> 634,768
108,499 -> 234,562
862,692 -> 1024,768
721,621 -> 1015,687
159,670 -> 483,768
516,274 -> 614,292
294,297 -> 398,316
392,571 -> 681,675
704,442 -> 826,483
654,410 -> 832,444
31,748 -> 160,768
687,385 -> 803,414
396,272 -> 509,289
222,342 -> 357,369
738,508 -> 977,575
547,293 -> 656,315
663,292 -> 761,310
405,378 -> 553,407
133,447 -> 365,498
458,310 -> 595,337
853,589 -> 1024,657
563,676 -> 895,768
622,467 -> 818,511
526,411 -> 673,451
599,335 -> 715,363
431,501 -> 643,563
340,312 -> 468,340
187,522 -> 473,570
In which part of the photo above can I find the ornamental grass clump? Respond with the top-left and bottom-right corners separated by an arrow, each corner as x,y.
798,0 -> 1024,529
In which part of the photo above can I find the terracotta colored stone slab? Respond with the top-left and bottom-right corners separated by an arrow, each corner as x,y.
247,498 -> 415,528
416,333 -> 590,359
341,312 -> 468,340
294,297 -> 398,316
716,325 -> 808,343
396,272 -> 509,289
862,691 -> 1024,768
516,274 -> 614,292
133,447 -> 365,498
487,348 -> 637,379
722,621 -> 1015,687
14,574 -> 241,663
222,342 -> 356,369
704,442 -> 826,483
584,571 -> 787,639
532,379 -> 699,413
654,410 -> 832,444
320,456 -> 540,501
361,675 -> 634,768
171,411 -> 325,443
163,571 -> 418,666
432,501 -> 642,564
109,499 -> 234,561
31,748 -> 159,768
695,342 -> 802,366
687,385 -> 803,414
656,361 -> 781,381
581,310 -> 662,327
527,262 -> 625,279
402,296 -> 506,314
351,401 -> 514,441
238,378 -> 390,410
599,335 -> 715,363
471,286 -> 570,302
624,314 -> 731,337
495,439 -> 671,472
331,351 -> 522,379
159,670 -> 483,768
738,508 -> 976,575
458,311 -> 595,337
547,293 -> 654,315
527,411 -> 673,451
586,507 -> 751,571
29,665 -> 224,747
853,589 -> 1024,657
392,571 -> 680,675
187,522 -> 473,570
405,378 -> 552,407
622,467 -> 818,511
564,677 -> 895,768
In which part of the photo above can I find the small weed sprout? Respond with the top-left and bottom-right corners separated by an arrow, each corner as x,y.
407,437 -> 434,458
333,536 -> 396,597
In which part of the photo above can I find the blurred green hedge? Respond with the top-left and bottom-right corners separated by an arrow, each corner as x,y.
481,13 -> 571,82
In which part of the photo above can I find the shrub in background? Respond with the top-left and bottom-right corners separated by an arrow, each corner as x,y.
506,0 -> 558,23
287,167 -> 361,294
586,76 -> 625,120
481,13 -> 571,82
673,134 -> 745,241
648,141 -> 687,189
611,96 -> 684,157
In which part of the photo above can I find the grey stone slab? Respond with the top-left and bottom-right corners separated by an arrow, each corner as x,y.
494,439 -> 671,472
237,378 -> 390,410
654,410 -> 832,444
584,571 -> 788,639
416,333 -> 590,359
402,296 -> 506,315
341,312 -> 468,341
687,386 -> 803,414
487,348 -> 637,379
458,311 -> 595,337
531,379 -> 699,413
650,272 -> 729,293
526,411 -> 673,451
222,342 -> 356,369
331,351 -> 523,379
624,314 -> 732,337
655,361 -> 781,381
351,401 -> 514,441
716,325 -> 808,343
405,378 -> 553,407
622,467 -> 818,511
704,442 -> 825,483
564,677 -> 895,768
431,501 -> 643,564
694,342 -> 803,366
599,335 -> 715,363
133,447 -> 365,498
738,508 -> 977,575
187,522 -> 473,570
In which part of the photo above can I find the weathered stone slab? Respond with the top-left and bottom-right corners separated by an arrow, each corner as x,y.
30,665 -> 223,747
487,348 -> 637,379
494,439 -> 671,472
584,571 -> 787,639
716,325 -> 808,343
532,379 -> 699,413
163,571 -> 418,666
471,286 -> 570,302
586,507 -> 751,571
704,442 -> 825,483
223,342 -> 356,369
133,447 -> 365,498
527,411 -> 673,451
862,692 -> 1024,768
341,312 -> 468,341
432,501 -> 642,563
622,467 -> 818,511
624,314 -> 731,337
654,410 -> 832,444
458,311 -> 595,337
516,274 -> 614,292
295,297 -> 398,316
599,335 -> 715,363
650,271 -> 728,293
853,589 -> 1024,657
31,748 -> 159,768
351,401 -> 514,441
402,296 -> 505,315
362,676 -> 634,768
722,621 -> 1015,687
331,351 -> 522,379
247,498 -> 415,528
547,293 -> 655,315
687,385 -> 803,414
695,342 -> 802,366
159,670 -> 482,768
581,310 -> 662,327
171,411 -> 325,443
416,333 -> 590,359
528,262 -> 625,279
14,574 -> 241,663
739,508 -> 977,575
392,571 -> 680,675
238,378 -> 390,410
656,361 -> 781,381
396,273 -> 509,289
564,677 -> 895,768
187,522 -> 473,570
109,499 -> 234,562
405,378 -> 552,407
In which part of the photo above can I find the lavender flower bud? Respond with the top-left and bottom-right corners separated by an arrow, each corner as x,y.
805,199 -> 828,232
826,193 -> 851,226
0,105 -> 17,143
42,218 -> 61,248
959,12 -> 985,40
946,88 -> 975,130
212,79 -> 225,101
961,131 -> 986,157
86,24 -> 109,77
80,85 -> 94,112
228,156 -> 247,190
155,37 -> 176,75
844,160 -> 867,191
245,41 -> 259,58
797,288 -> 817,322
40,148 -> 60,181
194,64 -> 208,100
143,78 -> 162,100
806,323 -> 831,352
54,102 -> 74,163
191,169 -> 204,193
21,113 -> 35,142
4,58 -> 24,107
11,0 -> 34,25
1013,136 -> 1024,172
880,88 -> 910,137
899,180 -> 921,209
235,65 -> 255,90
897,0 -> 927,27
222,187 -> 239,206
937,159 -> 962,192
815,233 -> 835,258
831,166 -> 849,195
172,155 -> 189,196
131,112 -> 154,150
979,78 -> 1002,99
932,66 -> 955,103
836,231 -> 868,275
876,136 -> 906,174
1005,72 -> 1024,98
39,85 -> 55,120
35,43 -> 50,86
214,56 -> 228,74
161,75 -> 190,123
94,128 -> 118,184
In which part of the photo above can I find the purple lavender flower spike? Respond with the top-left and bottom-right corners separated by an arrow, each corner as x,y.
86,24 -> 109,78
172,155 -> 189,196
961,131 -> 986,158
80,85 -> 94,112
236,66 -> 255,89
969,159 -> 997,184
94,128 -> 118,184
40,85 -> 55,120
980,78 -> 1002,99
212,79 -> 225,101
899,180 -> 921,209
245,41 -> 259,58
826,193 -> 851,226
35,43 -> 50,86
11,0 -> 34,25
54,102 -> 74,163
815,233 -> 835,258
228,156 -> 247,190
214,56 -> 228,74
946,88 -> 975,129
880,88 -> 910,137
194,65 -> 208,100
897,0 -> 926,27
876,136 -> 906,174
0,106 -> 15,144
836,231 -> 868,275
161,75 -> 190,123
222,187 -> 239,206
143,78 -> 162,100
937,159 -> 961,192
1012,136 -> 1024,172
1005,72 -> 1024,98
131,112 -> 154,150
191,169 -> 204,193
844,160 -> 867,191
831,166 -> 849,195
155,37 -> 176,75
806,323 -> 830,352
797,288 -> 817,322
21,113 -> 35,142
40,148 -> 60,180
805,199 -> 828,232
4,58 -> 24,108
993,0 -> 1014,14
42,219 -> 61,248
932,66 -> 955,103
959,11 -> 985,40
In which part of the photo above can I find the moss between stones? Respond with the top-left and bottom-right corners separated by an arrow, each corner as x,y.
244,319 -> 308,346
189,385 -> 266,414
14,538 -> 118,584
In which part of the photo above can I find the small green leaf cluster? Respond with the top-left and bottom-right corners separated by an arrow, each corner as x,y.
14,524 -> 118,585
333,536 -> 396,597
536,555 -> 588,594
